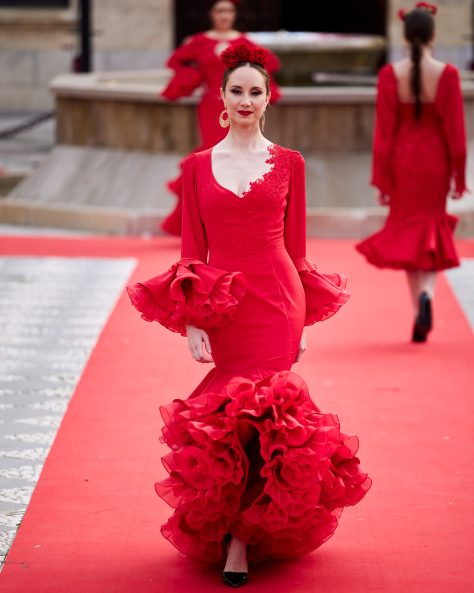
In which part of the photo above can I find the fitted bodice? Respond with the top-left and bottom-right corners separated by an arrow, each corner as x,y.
191,145 -> 296,265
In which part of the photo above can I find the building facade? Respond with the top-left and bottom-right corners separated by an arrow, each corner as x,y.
0,0 -> 472,111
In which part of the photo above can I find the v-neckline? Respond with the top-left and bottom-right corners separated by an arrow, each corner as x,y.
209,144 -> 277,199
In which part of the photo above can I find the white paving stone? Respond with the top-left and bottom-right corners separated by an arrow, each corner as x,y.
0,466 -> 42,482
4,432 -> 55,445
15,416 -> 62,428
29,401 -> 68,413
0,529 -> 18,565
0,510 -> 25,528
0,448 -> 48,461
0,487 -> 34,505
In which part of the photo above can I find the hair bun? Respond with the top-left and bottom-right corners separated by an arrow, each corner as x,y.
220,44 -> 269,70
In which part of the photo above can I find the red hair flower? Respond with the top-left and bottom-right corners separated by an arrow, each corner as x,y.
399,2 -> 438,20
416,2 -> 438,14
220,44 -> 269,70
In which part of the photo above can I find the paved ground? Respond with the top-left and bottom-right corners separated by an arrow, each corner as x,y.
0,113 -> 54,178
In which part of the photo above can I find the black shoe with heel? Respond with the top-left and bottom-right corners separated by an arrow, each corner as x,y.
412,291 -> 432,343
222,572 -> 249,588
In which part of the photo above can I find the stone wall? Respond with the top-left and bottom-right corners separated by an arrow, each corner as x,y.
0,0 -> 172,111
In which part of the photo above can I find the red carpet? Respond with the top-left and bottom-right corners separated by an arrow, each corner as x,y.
1,235 -> 473,593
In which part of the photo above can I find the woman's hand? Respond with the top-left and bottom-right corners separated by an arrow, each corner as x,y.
185,325 -> 213,363
376,189 -> 390,206
449,190 -> 463,200
295,329 -> 307,362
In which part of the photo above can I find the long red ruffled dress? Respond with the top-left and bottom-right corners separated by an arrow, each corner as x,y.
160,32 -> 281,236
356,64 -> 467,270
127,144 -> 371,565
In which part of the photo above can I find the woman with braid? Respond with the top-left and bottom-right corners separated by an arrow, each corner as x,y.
356,2 -> 467,342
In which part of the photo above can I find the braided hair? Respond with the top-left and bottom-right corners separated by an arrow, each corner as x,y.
404,8 -> 435,119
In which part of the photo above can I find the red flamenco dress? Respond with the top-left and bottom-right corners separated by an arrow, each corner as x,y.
127,145 -> 371,564
160,33 -> 281,236
356,64 -> 467,270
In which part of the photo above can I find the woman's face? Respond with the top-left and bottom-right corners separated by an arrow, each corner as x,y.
210,1 -> 237,31
221,65 -> 270,128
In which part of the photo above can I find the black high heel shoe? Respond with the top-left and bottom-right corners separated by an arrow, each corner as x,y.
412,291 -> 432,343
222,572 -> 249,588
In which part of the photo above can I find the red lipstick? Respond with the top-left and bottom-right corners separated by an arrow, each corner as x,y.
237,110 -> 253,116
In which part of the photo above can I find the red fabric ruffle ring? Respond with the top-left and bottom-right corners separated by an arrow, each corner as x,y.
126,259 -> 247,336
293,258 -> 350,325
155,370 -> 371,564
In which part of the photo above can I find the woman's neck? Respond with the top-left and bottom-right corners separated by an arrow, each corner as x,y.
218,126 -> 270,152
207,29 -> 239,40
420,45 -> 433,59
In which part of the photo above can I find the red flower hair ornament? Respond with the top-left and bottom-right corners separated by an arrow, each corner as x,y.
398,2 -> 438,21
220,44 -> 269,70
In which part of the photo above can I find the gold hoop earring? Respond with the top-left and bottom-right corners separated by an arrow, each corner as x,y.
219,109 -> 230,128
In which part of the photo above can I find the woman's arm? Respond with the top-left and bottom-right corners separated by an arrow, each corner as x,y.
371,65 -> 399,199
437,65 -> 468,197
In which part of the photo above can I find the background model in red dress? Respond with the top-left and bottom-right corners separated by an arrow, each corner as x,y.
160,32 -> 281,236
356,62 -> 467,272
127,144 -> 371,565
356,4 -> 467,342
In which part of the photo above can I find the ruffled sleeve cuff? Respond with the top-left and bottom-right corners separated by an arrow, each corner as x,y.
126,259 -> 247,336
161,67 -> 203,101
293,258 -> 350,325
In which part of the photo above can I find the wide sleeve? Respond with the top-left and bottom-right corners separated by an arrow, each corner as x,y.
371,65 -> 398,195
436,65 -> 468,195
127,155 -> 247,335
284,152 -> 349,325
161,35 -> 204,101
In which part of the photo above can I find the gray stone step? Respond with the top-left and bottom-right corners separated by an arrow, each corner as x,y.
1,144 -> 473,237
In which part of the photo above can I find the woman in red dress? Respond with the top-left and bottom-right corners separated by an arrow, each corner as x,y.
356,2 -> 467,342
128,45 -> 370,587
160,0 -> 281,236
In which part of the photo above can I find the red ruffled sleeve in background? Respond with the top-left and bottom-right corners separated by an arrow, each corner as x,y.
127,154 -> 247,335
371,65 -> 399,195
284,152 -> 350,324
161,35 -> 204,100
436,65 -> 468,195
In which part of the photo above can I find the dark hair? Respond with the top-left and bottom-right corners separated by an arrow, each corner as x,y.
404,8 -> 435,119
222,62 -> 270,95
209,0 -> 237,10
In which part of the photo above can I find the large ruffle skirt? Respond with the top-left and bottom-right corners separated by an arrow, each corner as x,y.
155,368 -> 371,565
